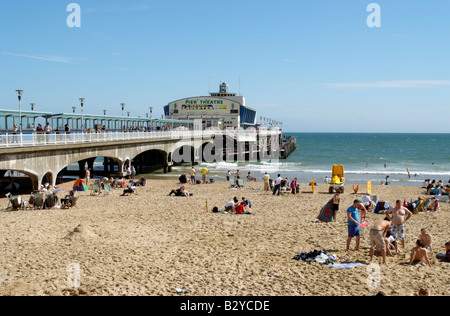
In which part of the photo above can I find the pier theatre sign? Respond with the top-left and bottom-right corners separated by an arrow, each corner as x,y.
171,98 -> 233,111
169,97 -> 239,113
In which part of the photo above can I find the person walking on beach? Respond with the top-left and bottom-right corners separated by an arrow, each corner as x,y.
346,200 -> 362,250
85,168 -> 91,184
369,218 -> 392,264
201,166 -> 208,184
332,191 -> 341,222
290,177 -> 297,195
386,200 -> 412,250
273,174 -> 282,196
262,172 -> 270,191
189,167 -> 196,184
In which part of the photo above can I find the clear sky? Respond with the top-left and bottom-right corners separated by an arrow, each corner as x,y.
1,0 -> 450,133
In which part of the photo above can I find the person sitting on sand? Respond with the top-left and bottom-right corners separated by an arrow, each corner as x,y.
419,228 -> 433,252
121,184 -> 137,196
442,242 -> 450,262
247,172 -> 257,182
225,197 -> 239,212
369,217 -> 392,264
407,240 -> 432,267
61,191 -> 75,208
168,185 -> 192,197
385,228 -> 399,256
242,197 -> 252,208
235,202 -> 252,215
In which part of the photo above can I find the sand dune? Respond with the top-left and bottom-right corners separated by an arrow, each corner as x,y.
0,180 -> 448,296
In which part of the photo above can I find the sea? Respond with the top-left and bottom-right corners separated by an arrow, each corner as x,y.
145,133 -> 450,187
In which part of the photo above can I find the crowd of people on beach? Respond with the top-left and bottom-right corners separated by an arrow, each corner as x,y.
319,192 -> 449,268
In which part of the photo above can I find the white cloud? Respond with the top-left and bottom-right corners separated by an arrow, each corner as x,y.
321,80 -> 450,89
3,52 -> 79,64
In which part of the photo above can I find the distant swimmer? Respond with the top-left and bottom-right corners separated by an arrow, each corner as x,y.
384,163 -> 388,168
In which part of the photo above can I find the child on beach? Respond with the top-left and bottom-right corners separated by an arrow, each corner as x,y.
332,192 -> 340,222
419,228 -> 433,252
346,200 -> 361,251
442,242 -> 450,262
407,240 -> 432,267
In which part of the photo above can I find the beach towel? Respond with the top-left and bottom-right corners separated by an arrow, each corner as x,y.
317,199 -> 334,223
328,263 -> 366,269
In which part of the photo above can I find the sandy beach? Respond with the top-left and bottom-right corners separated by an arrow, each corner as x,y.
0,179 -> 448,296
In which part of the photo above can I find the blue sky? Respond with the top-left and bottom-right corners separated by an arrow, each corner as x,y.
1,0 -> 450,132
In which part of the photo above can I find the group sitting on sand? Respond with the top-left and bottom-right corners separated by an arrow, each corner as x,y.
222,197 -> 252,214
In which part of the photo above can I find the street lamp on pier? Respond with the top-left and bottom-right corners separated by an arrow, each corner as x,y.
79,98 -> 85,132
15,90 -> 23,133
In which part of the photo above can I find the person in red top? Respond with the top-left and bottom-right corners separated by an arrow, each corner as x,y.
235,202 -> 252,215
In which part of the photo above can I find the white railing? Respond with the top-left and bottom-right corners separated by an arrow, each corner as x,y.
0,129 -> 281,149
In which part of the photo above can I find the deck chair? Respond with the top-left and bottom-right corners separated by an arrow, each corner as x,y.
33,193 -> 44,209
90,183 -> 102,195
5,193 -> 23,211
238,179 -> 245,188
103,183 -> 113,195
45,194 -> 57,209
230,179 -> 236,188
69,196 -> 79,208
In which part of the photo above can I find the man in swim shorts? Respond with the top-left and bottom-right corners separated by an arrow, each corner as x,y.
369,218 -> 392,264
386,200 -> 412,250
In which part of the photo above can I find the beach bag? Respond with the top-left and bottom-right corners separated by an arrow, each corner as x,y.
212,206 -> 219,213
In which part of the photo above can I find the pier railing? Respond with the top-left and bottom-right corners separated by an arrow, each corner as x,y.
0,129 -> 281,149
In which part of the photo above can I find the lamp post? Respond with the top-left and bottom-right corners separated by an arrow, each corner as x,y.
72,106 -> 76,113
103,110 -> 107,116
121,103 -> 125,131
15,90 -> 23,133
79,98 -> 85,133
30,103 -> 35,111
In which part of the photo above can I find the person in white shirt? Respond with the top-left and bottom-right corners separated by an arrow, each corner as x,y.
273,174 -> 283,196
225,197 -> 239,212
